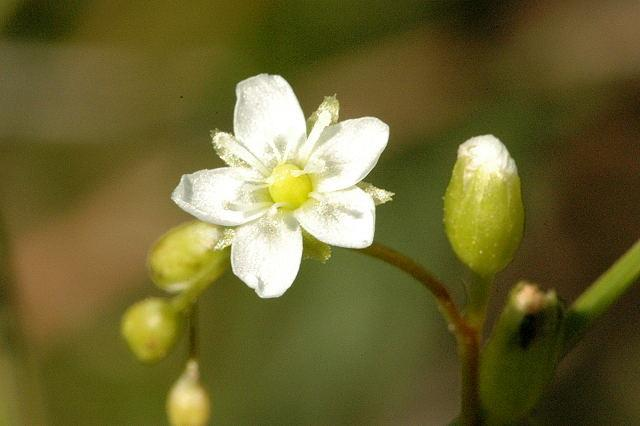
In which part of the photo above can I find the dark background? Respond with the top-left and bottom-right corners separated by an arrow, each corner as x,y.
1,1 -> 639,424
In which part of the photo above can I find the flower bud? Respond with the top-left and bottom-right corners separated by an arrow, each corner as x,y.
121,298 -> 182,363
444,135 -> 524,277
148,221 -> 230,292
167,360 -> 211,426
480,282 -> 564,423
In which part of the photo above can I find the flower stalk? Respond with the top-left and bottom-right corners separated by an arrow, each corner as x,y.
464,272 -> 494,333
170,257 -> 228,313
188,303 -> 199,360
358,242 -> 482,425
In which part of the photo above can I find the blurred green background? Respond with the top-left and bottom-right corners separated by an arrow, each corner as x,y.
1,1 -> 639,424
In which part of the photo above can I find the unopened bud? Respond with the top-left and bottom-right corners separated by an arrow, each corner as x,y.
480,282 -> 564,423
148,221 -> 230,292
444,135 -> 524,277
121,298 -> 182,363
167,360 -> 211,426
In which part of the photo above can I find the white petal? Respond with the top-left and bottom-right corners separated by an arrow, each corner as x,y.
171,168 -> 271,226
295,186 -> 375,249
306,117 -> 389,192
234,74 -> 306,169
231,212 -> 303,298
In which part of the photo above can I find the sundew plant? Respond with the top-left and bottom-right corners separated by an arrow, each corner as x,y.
121,74 -> 640,425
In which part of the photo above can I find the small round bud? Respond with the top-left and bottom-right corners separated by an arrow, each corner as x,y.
167,360 -> 211,426
444,135 -> 524,277
148,221 -> 230,292
121,298 -> 182,363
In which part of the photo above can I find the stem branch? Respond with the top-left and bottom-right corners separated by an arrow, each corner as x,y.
564,239 -> 640,352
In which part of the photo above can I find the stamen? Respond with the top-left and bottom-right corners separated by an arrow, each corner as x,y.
225,201 -> 272,212
308,192 -> 325,202
303,161 -> 325,175
267,138 -> 283,164
268,202 -> 287,215
220,136 -> 271,176
299,110 -> 331,163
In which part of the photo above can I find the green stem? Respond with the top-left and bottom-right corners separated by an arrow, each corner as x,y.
188,303 -> 199,360
458,332 -> 481,426
464,272 -> 494,333
358,242 -> 481,425
563,239 -> 640,352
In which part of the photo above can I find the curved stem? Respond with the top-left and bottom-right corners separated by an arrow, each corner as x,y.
358,242 -> 481,425
359,243 -> 467,331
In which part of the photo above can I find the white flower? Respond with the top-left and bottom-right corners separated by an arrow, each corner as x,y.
172,74 -> 390,298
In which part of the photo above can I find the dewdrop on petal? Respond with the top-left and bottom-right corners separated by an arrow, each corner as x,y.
444,135 -> 524,277
167,360 -> 211,426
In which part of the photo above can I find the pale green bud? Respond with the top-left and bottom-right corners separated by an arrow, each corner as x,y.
167,360 -> 211,426
121,298 -> 182,363
148,221 -> 230,293
444,135 -> 524,277
480,282 -> 564,424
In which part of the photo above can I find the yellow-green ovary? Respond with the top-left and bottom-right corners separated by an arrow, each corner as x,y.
268,163 -> 313,210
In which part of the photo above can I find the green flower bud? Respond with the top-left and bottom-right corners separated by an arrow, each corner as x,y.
167,360 -> 211,426
444,135 -> 524,277
121,298 -> 182,363
148,221 -> 230,292
480,282 -> 564,424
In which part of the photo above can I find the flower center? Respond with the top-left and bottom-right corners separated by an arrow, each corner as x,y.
268,163 -> 313,210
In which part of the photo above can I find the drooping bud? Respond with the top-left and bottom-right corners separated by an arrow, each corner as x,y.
148,221 -> 230,293
121,298 -> 182,363
444,135 -> 524,277
480,282 -> 564,424
167,360 -> 211,426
